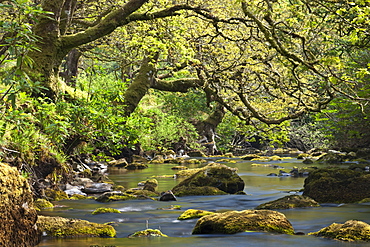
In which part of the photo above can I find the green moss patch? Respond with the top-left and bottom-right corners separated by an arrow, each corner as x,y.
37,215 -> 116,238
309,220 -> 370,241
92,207 -> 121,215
178,209 -> 215,220
128,229 -> 168,238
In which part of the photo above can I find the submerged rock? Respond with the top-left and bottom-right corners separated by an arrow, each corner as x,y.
37,215 -> 116,237
128,229 -> 168,238
0,163 -> 41,246
178,209 -> 215,220
172,163 -> 245,195
303,168 -> 370,203
256,195 -> 320,210
309,220 -> 370,242
192,209 -> 294,235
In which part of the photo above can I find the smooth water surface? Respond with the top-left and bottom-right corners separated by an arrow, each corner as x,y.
37,158 -> 370,247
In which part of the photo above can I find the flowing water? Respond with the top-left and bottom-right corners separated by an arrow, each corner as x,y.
37,157 -> 370,247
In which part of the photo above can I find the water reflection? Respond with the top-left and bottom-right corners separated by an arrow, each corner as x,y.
37,158 -> 370,247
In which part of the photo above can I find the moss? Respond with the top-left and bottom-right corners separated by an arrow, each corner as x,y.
173,186 -> 227,197
95,191 -> 137,202
303,168 -> 370,203
0,163 -> 40,246
143,178 -> 158,192
175,168 -> 203,177
178,209 -> 215,220
192,210 -> 295,235
34,199 -> 54,210
37,215 -> 116,238
297,153 -> 309,159
112,185 -> 125,192
128,229 -> 168,238
309,220 -> 370,242
125,189 -> 159,197
172,163 -> 244,194
69,194 -> 88,200
44,188 -> 69,201
251,156 -> 282,161
92,207 -> 121,215
158,205 -> 182,210
125,163 -> 148,170
256,195 -> 320,210
241,154 -> 261,160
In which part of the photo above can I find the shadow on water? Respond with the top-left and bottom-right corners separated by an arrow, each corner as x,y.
37,158 -> 370,247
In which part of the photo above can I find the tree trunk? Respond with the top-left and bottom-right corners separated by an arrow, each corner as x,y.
195,103 -> 225,155
60,48 -> 82,87
123,53 -> 159,116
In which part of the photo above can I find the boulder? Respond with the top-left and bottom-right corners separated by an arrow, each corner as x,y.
172,186 -> 227,197
178,209 -> 215,220
91,207 -> 121,215
309,220 -> 370,242
128,229 -> 168,238
303,168 -> 370,203
159,190 -> 177,201
192,209 -> 294,235
95,191 -> 136,202
143,179 -> 158,192
37,215 -> 116,237
256,195 -> 320,210
172,163 -> 245,194
82,182 -> 113,194
0,163 -> 41,247
125,163 -> 148,170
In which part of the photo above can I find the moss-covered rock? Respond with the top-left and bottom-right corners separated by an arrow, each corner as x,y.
92,207 -> 121,215
172,163 -> 245,194
128,229 -> 168,238
0,163 -> 41,246
178,209 -> 215,220
175,167 -> 203,178
172,186 -> 227,197
44,188 -> 69,201
241,154 -> 262,160
69,194 -> 89,200
143,178 -> 158,192
303,168 -> 370,203
34,198 -> 54,210
256,195 -> 320,210
95,191 -> 136,202
125,188 -> 159,198
125,162 -> 148,170
37,215 -> 116,237
309,220 -> 370,242
192,209 -> 295,235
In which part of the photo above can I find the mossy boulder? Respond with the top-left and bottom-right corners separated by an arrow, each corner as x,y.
171,166 -> 188,170
303,168 -> 370,203
0,163 -> 41,246
95,191 -> 136,202
128,229 -> 168,238
192,209 -> 294,235
175,167 -> 203,178
256,195 -> 320,210
34,198 -> 54,210
92,207 -> 121,215
172,163 -> 245,194
309,220 -> 370,242
143,178 -> 158,192
125,163 -> 148,170
241,154 -> 262,160
178,209 -> 215,220
37,215 -> 116,237
44,188 -> 69,201
172,186 -> 227,197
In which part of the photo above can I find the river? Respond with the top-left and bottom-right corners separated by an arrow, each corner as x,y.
37,157 -> 370,247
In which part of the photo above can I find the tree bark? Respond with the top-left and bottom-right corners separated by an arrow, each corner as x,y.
123,53 -> 159,116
